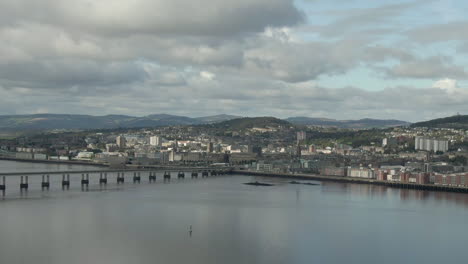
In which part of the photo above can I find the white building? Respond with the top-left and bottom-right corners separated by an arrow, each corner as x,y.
76,152 -> 94,160
348,168 -> 376,179
150,136 -> 161,146
116,136 -> 126,148
415,137 -> 449,152
297,131 -> 307,142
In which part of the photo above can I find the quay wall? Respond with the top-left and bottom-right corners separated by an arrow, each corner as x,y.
233,170 -> 468,194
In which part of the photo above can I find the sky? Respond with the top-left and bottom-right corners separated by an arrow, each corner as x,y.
0,0 -> 467,122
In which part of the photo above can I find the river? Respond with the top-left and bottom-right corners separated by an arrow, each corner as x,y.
0,160 -> 467,264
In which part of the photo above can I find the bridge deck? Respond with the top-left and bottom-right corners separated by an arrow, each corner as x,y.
0,167 -> 231,176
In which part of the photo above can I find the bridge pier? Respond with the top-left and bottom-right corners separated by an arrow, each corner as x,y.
81,173 -> 90,187
1,176 -> 5,196
133,172 -> 141,183
164,171 -> 171,181
117,172 -> 125,184
149,172 -> 156,182
41,175 -> 50,190
99,173 -> 108,185
178,172 -> 185,179
20,176 -> 29,192
62,174 -> 70,189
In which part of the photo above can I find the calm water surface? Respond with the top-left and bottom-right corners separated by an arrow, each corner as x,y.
1,160 -> 467,264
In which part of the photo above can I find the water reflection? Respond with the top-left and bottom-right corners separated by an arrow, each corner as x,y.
1,161 -> 468,263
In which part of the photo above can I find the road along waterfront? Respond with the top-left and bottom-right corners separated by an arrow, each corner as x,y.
234,170 -> 468,193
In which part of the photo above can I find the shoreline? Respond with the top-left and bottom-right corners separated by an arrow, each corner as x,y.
234,170 -> 468,194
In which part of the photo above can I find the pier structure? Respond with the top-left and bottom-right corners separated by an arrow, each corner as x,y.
149,172 -> 156,182
62,174 -> 70,189
1,176 -> 5,196
0,167 -> 231,196
133,172 -> 141,183
99,173 -> 107,185
117,173 -> 125,184
20,176 -> 28,191
41,175 -> 50,190
81,173 -> 90,187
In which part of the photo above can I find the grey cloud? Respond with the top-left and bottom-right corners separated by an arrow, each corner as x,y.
307,1 -> 423,38
0,0 -> 304,37
243,37 -> 364,82
0,60 -> 146,89
242,36 -> 416,83
407,21 -> 468,43
0,0 -> 466,121
0,0 -> 452,87
2,70 -> 466,122
382,56 -> 468,79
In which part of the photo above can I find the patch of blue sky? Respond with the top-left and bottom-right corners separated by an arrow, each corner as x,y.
293,0 -> 468,90
316,66 -> 434,91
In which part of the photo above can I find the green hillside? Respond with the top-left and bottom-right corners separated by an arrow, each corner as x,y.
411,115 -> 468,129
213,117 -> 293,130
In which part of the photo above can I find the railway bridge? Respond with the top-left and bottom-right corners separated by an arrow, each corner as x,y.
0,167 -> 232,196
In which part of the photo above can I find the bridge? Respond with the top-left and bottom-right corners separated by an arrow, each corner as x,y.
0,167 -> 232,196
0,167 -> 232,176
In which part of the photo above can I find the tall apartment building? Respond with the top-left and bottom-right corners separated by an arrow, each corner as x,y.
116,136 -> 126,148
415,136 -> 449,152
207,142 -> 214,153
150,136 -> 161,146
297,131 -> 307,142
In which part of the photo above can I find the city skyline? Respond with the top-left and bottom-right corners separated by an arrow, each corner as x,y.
0,0 -> 467,121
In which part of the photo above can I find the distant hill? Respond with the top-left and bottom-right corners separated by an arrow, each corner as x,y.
195,114 -> 242,123
411,115 -> 468,129
0,113 -> 240,131
286,117 -> 409,128
0,113 -> 412,131
213,117 -> 293,130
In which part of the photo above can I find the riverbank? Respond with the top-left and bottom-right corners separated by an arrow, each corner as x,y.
234,170 -> 468,193
0,157 -> 108,167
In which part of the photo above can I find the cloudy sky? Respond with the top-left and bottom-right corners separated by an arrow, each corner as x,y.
0,0 -> 467,121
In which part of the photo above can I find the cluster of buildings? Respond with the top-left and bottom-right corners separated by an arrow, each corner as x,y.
1,120 -> 466,189
319,164 -> 468,187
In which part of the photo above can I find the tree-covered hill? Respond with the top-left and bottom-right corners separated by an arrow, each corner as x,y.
411,115 -> 468,129
211,117 -> 293,130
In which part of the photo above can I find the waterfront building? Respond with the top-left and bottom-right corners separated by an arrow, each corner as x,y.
76,151 -> 94,160
434,173 -> 468,187
348,167 -> 376,179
